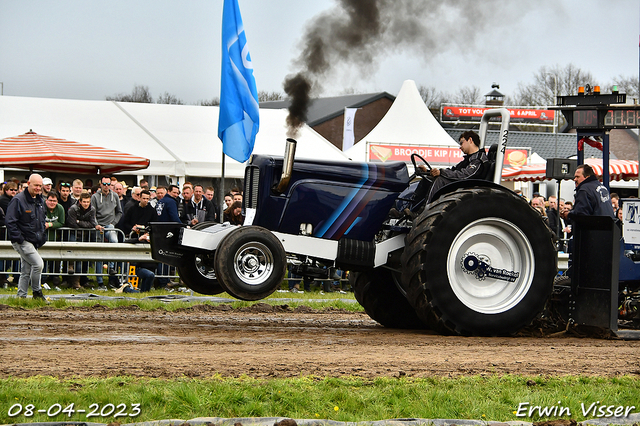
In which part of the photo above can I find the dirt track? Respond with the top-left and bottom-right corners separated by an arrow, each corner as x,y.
1,303 -> 639,379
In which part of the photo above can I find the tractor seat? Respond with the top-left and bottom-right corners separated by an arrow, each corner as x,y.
483,144 -> 498,181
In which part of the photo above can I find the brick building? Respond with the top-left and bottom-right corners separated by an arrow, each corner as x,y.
261,92 -> 395,150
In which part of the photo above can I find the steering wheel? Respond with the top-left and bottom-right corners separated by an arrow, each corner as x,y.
410,153 -> 433,180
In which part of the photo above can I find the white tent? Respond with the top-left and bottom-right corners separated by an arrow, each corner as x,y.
345,80 -> 458,163
530,152 -> 546,165
0,96 -> 176,176
0,95 -> 348,179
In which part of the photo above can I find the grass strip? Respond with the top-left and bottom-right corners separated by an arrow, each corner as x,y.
1,376 -> 638,424
0,287 -> 363,312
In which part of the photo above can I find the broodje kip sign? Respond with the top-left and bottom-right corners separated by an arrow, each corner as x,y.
367,143 -> 529,168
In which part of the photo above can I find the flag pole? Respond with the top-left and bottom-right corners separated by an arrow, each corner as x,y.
218,0 -> 259,224
220,146 -> 225,223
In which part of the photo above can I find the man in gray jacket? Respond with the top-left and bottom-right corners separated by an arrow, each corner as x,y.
91,176 -> 123,287
5,174 -> 47,300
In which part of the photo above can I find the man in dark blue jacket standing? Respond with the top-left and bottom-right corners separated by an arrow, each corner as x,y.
564,164 -> 615,281
156,184 -> 181,223
5,173 -> 47,300
568,164 -> 615,219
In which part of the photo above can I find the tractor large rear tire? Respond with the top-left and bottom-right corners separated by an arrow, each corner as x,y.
177,251 -> 225,295
350,268 -> 426,329
402,187 -> 556,336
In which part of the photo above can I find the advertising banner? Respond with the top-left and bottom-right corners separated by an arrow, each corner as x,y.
441,105 -> 555,125
342,107 -> 357,151
367,143 -> 529,167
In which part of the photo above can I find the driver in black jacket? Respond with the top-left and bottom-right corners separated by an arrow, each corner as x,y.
411,131 -> 488,211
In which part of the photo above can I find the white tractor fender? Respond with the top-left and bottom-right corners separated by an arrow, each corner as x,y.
181,225 -> 405,269
180,223 -> 239,250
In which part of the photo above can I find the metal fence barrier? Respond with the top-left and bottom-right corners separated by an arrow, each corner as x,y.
0,227 -> 179,288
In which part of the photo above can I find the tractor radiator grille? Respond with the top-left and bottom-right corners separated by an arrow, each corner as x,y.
243,165 -> 260,210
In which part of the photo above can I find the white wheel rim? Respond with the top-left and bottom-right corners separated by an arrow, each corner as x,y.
233,241 -> 275,286
447,217 -> 535,314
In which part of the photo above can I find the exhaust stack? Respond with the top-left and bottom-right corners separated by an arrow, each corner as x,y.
274,138 -> 297,193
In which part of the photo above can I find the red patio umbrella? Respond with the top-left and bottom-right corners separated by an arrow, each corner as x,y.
502,158 -> 639,182
501,164 -> 549,182
584,158 -> 638,180
0,130 -> 150,174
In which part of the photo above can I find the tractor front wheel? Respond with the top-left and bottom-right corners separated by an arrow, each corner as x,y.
214,226 -> 287,301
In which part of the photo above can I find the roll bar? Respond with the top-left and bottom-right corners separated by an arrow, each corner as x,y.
478,108 -> 510,185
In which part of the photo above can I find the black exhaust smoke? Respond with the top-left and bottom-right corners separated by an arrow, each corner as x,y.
283,0 -> 519,137
284,0 -> 383,137
284,73 -> 311,138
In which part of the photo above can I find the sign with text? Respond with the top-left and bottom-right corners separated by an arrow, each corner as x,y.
367,143 -> 529,167
441,105 -> 555,126
623,199 -> 640,244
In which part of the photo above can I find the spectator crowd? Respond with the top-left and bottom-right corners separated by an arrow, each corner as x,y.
0,175 -> 246,294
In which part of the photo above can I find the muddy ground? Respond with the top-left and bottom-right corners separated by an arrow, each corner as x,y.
1,303 -> 639,379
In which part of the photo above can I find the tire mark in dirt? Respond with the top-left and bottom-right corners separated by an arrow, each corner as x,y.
0,306 -> 638,378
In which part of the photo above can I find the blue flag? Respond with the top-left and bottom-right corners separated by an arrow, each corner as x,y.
218,0 -> 259,163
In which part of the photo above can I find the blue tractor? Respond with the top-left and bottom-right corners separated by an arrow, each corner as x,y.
150,109 -> 557,336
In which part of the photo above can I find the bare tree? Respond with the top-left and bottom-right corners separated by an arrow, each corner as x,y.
106,85 -> 153,103
502,94 -> 518,106
512,64 -> 596,106
156,92 -> 184,105
606,75 -> 639,100
418,85 -> 449,109
418,84 -> 450,118
258,91 -> 285,102
199,97 -> 220,106
453,86 -> 483,105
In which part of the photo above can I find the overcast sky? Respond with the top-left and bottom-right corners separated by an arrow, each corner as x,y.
0,0 -> 638,104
